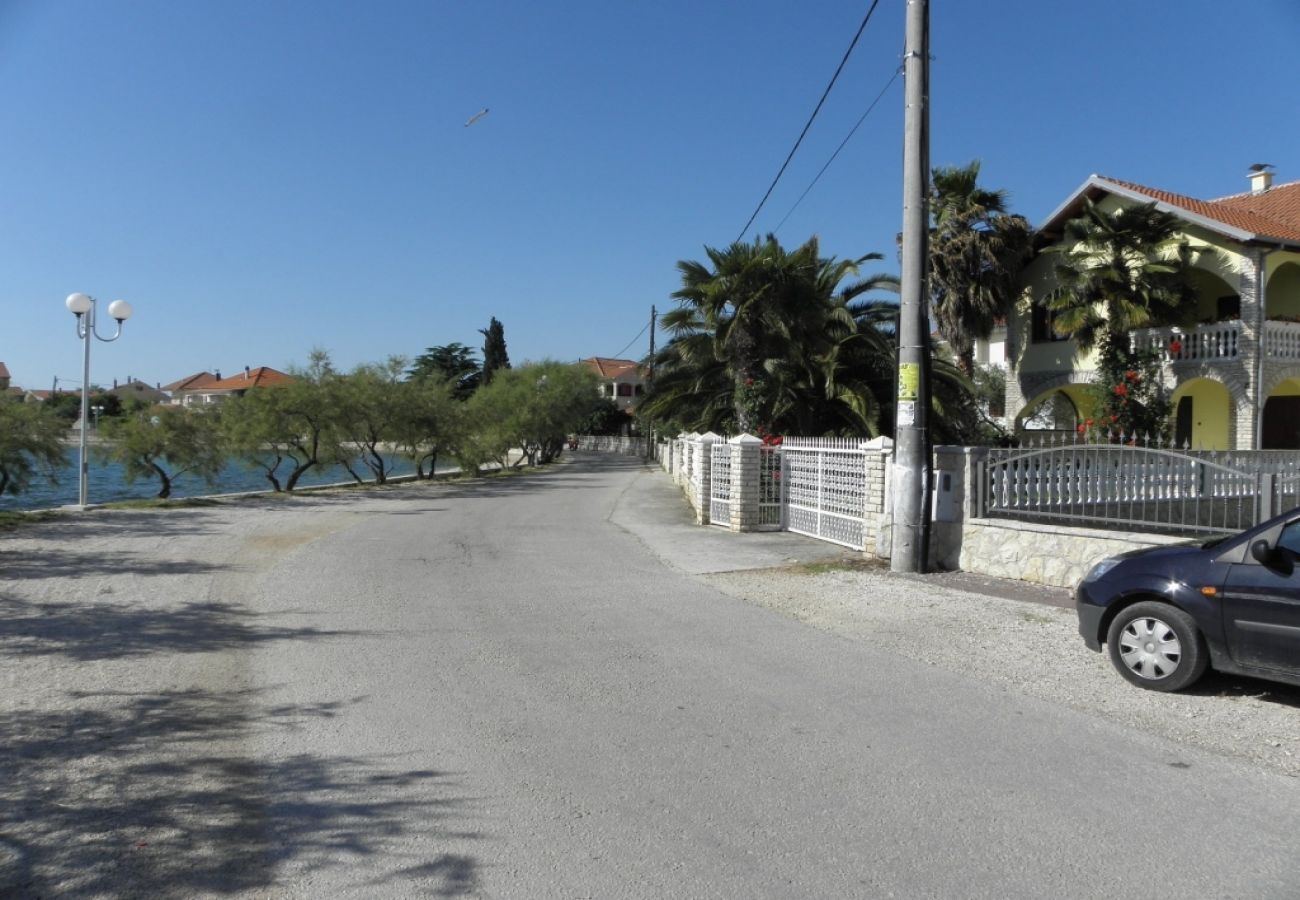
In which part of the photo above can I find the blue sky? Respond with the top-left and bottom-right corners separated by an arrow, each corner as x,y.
2,0 -> 1297,391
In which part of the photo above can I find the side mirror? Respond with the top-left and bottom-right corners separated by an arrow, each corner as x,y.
1251,540 -> 1274,565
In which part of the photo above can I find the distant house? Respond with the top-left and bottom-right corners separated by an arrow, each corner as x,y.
582,357 -> 647,412
162,371 -> 222,407
108,377 -> 169,405
164,367 -> 294,406
0,361 -> 10,391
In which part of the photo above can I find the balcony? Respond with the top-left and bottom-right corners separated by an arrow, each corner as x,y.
1131,319 -> 1300,364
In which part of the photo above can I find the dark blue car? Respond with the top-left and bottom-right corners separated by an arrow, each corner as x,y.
1076,506 -> 1300,691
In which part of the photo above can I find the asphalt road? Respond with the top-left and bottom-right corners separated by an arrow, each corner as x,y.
1,455 -> 1298,898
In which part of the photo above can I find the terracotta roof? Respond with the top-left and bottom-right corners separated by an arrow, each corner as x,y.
1102,176 -> 1300,243
1043,175 -> 1300,246
162,371 -> 220,392
205,367 -> 295,391
583,357 -> 642,379
0,362 -> 9,379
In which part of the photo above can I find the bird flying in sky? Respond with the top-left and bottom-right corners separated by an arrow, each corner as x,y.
464,108 -> 489,128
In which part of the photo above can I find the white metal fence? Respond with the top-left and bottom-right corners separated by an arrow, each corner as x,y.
758,446 -> 783,530
979,442 -> 1300,534
709,443 -> 732,526
782,438 -> 868,549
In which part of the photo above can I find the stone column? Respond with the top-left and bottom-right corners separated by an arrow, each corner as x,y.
863,438 -> 893,559
1237,251 -> 1266,449
728,433 -> 763,532
692,432 -> 721,524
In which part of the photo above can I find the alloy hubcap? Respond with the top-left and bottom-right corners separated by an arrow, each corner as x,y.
1118,617 -> 1182,680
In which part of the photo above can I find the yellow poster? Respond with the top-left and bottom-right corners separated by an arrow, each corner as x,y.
898,363 -> 920,401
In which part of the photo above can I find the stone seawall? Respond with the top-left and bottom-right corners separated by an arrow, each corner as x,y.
958,518 -> 1190,589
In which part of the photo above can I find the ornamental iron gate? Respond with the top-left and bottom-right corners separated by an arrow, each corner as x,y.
783,440 -> 867,549
709,442 -> 732,527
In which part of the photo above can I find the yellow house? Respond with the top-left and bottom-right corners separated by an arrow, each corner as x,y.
1008,167 -> 1300,449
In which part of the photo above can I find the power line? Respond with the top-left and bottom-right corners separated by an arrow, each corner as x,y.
611,320 -> 651,359
733,0 -> 884,243
772,68 -> 900,235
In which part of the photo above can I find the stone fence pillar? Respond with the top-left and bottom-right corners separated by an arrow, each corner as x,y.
728,433 -> 763,532
691,432 -> 721,524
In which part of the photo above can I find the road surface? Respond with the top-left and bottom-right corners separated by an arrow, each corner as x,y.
1,455 -> 1297,898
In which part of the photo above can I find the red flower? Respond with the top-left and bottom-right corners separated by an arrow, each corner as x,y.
1112,383 -> 1129,397
1109,414 -> 1118,423
1125,370 -> 1139,382
1077,424 -> 1086,434
744,378 -> 754,386
1169,339 -> 1183,356
1085,418 -> 1094,427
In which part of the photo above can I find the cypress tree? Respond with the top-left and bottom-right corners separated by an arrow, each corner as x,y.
480,317 -> 511,386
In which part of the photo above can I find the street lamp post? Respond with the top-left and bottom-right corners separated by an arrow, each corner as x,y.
65,293 -> 133,507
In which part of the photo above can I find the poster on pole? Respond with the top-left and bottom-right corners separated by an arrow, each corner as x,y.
897,362 -> 919,426
896,400 -> 916,427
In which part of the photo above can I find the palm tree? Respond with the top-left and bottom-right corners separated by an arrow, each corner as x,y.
1043,198 -> 1201,441
928,161 -> 1032,377
647,234 -> 900,435
1043,198 -> 1199,355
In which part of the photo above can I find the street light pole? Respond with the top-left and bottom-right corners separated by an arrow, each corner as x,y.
65,293 -> 134,507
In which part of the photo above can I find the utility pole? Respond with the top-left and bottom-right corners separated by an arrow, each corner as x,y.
891,0 -> 932,574
645,304 -> 657,457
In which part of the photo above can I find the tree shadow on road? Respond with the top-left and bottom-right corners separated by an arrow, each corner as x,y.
0,595 -> 365,662
0,688 -> 483,898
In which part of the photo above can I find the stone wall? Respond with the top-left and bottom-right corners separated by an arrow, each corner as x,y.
958,519 -> 1189,589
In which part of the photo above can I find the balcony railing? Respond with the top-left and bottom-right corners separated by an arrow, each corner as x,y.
1132,319 -> 1300,364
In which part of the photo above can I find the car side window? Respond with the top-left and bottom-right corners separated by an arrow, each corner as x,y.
1278,521 -> 1300,557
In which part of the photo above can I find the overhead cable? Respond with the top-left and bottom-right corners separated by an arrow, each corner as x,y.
772,68 -> 900,235
733,0 -> 884,243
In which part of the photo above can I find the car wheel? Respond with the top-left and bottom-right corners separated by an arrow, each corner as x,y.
1106,601 -> 1208,692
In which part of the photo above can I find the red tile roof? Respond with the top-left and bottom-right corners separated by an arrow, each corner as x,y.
1045,175 -> 1300,246
162,371 -> 220,392
583,357 -> 643,379
205,367 -> 294,391
1103,177 -> 1300,242
0,362 -> 10,380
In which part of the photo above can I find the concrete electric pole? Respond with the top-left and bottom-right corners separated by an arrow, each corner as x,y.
891,0 -> 932,573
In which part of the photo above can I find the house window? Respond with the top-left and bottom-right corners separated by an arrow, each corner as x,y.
617,383 -> 633,397
634,384 -> 644,396
1031,302 -> 1066,343
1216,294 -> 1240,321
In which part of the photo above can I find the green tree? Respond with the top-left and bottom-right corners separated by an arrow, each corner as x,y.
222,350 -> 341,491
0,397 -> 69,497
1043,199 -> 1201,440
100,405 -> 225,499
330,357 -> 410,484
468,362 -> 601,467
646,234 -> 900,435
479,317 -> 511,386
390,375 -> 462,478
929,161 -> 1032,377
408,342 -> 482,400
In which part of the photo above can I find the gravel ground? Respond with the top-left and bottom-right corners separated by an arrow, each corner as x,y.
702,559 -> 1300,779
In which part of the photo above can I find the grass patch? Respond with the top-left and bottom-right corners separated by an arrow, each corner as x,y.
0,509 -> 63,532
104,497 -> 225,510
789,557 -> 888,576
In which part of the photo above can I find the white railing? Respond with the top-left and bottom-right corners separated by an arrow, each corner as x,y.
1133,320 -> 1240,362
1265,320 -> 1300,360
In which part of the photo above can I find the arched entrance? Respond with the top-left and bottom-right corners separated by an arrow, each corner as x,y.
1170,378 -> 1232,449
1015,385 -> 1090,440
1262,376 -> 1300,449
